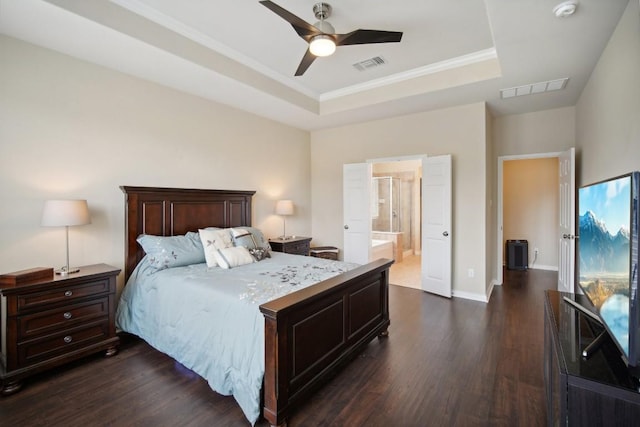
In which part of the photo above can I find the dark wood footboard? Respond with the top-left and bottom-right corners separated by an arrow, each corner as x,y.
259,258 -> 393,427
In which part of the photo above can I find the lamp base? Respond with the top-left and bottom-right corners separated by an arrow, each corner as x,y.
55,266 -> 80,275
278,235 -> 295,240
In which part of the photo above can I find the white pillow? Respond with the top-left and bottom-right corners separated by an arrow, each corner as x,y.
199,228 -> 233,267
213,246 -> 255,269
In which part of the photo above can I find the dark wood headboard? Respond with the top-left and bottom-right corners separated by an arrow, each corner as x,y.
120,186 -> 256,280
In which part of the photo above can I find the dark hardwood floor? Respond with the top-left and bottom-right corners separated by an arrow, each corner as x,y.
0,268 -> 555,426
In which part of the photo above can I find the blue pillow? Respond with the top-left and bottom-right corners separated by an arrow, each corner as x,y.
137,232 -> 205,272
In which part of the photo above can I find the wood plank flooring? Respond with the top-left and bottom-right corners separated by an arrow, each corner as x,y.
0,268 -> 555,426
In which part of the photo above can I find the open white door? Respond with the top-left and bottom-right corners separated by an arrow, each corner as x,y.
343,163 -> 372,264
422,155 -> 452,298
558,148 -> 576,293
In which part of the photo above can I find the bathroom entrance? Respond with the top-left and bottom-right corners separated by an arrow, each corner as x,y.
372,159 -> 421,289
344,154 -> 451,297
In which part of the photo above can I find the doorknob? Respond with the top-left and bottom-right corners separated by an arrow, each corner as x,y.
442,231 -> 449,237
344,225 -> 349,230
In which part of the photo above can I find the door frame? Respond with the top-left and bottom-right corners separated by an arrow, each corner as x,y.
496,151 -> 563,285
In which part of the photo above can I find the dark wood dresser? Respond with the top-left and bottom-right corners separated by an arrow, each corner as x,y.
0,264 -> 120,394
544,290 -> 640,426
269,237 -> 312,256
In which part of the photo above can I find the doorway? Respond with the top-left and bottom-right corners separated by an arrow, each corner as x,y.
371,159 -> 422,289
497,149 -> 573,284
344,155 -> 452,297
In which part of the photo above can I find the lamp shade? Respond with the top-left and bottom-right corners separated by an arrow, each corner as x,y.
41,200 -> 91,227
275,200 -> 294,216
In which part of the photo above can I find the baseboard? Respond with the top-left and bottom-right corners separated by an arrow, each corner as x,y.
485,279 -> 497,302
452,289 -> 489,303
528,264 -> 558,271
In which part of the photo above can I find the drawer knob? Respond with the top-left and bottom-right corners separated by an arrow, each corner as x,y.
63,312 -> 72,320
64,290 -> 73,297
63,335 -> 73,344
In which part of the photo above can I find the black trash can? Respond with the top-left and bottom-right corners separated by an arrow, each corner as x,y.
506,240 -> 528,270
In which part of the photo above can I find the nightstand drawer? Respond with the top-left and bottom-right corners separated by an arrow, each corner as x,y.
18,297 -> 109,339
17,279 -> 111,312
287,242 -> 310,255
18,321 -> 110,367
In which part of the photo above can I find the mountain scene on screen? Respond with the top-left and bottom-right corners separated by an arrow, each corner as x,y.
579,209 -> 630,307
579,209 -> 630,354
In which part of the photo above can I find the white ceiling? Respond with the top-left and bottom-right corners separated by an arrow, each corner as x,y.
0,0 -> 630,130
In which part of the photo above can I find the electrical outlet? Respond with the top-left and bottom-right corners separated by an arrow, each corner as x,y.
468,268 -> 475,278
534,247 -> 539,254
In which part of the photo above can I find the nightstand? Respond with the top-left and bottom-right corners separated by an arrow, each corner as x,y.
0,263 -> 120,395
269,237 -> 312,256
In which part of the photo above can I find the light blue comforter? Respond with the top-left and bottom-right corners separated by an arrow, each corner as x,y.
116,252 -> 357,425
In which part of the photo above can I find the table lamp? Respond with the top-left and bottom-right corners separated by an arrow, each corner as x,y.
41,199 -> 91,275
275,199 -> 294,240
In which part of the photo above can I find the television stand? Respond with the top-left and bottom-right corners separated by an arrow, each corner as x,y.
562,295 -> 607,358
544,290 -> 640,426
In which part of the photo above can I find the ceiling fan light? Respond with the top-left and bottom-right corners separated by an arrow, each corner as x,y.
309,35 -> 336,57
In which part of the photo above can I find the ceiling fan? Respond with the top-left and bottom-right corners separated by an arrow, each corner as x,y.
259,1 -> 403,76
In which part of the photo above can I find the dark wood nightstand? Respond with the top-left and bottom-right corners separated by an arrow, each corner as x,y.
0,263 -> 120,395
269,237 -> 312,256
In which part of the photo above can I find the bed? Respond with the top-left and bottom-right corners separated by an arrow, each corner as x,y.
117,186 -> 393,427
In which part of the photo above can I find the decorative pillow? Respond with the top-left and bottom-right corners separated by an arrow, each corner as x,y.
235,226 -> 272,252
231,228 -> 258,248
213,246 -> 255,269
199,228 -> 234,267
137,232 -> 205,272
248,247 -> 269,262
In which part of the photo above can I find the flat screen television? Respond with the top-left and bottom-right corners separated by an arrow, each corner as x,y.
577,171 -> 640,370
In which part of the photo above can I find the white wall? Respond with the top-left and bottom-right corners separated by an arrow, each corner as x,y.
493,106 -> 576,157
0,36 -> 311,288
576,0 -> 640,185
311,103 -> 489,300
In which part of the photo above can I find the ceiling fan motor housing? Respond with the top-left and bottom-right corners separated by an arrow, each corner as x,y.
313,20 -> 335,34
313,3 -> 332,20
313,3 -> 334,34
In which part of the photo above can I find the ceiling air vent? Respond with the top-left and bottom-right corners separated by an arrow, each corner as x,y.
353,56 -> 386,71
500,78 -> 569,99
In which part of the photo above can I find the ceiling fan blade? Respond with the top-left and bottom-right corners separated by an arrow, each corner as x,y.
336,30 -> 403,46
295,49 -> 317,76
259,1 -> 319,39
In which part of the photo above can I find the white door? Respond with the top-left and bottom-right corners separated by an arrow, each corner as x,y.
558,148 -> 576,293
422,155 -> 452,298
343,163 -> 372,264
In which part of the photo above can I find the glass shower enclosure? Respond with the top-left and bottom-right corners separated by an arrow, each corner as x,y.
371,176 -> 412,251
